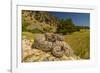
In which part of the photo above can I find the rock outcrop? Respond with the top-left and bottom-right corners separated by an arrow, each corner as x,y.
32,33 -> 75,57
22,33 -> 80,62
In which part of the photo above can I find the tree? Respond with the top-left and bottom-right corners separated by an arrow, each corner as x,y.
57,18 -> 78,35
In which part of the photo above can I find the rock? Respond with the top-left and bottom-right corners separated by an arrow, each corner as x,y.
48,56 -> 56,61
32,40 -> 53,51
52,46 -> 64,57
23,49 -> 49,62
32,33 -> 75,58
38,53 -> 50,61
22,49 -> 32,60
22,38 -> 34,60
51,40 -> 75,57
64,48 -> 74,57
62,55 -> 70,60
22,34 -> 81,62
32,33 -> 53,51
40,41 -> 53,51
52,58 -> 60,61
22,39 -> 32,50
31,36 -> 44,49
52,34 -> 64,41
63,42 -> 72,50
48,56 -> 60,61
45,33 -> 64,42
45,33 -> 53,41
52,41 -> 64,48
62,42 -> 75,56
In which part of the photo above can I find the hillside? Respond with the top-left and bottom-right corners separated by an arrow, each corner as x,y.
22,10 -> 90,62
22,10 -> 59,33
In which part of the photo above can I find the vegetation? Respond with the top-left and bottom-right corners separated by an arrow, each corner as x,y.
76,26 -> 90,29
22,10 -> 89,34
64,29 -> 90,59
22,32 -> 34,40
22,19 -> 29,32
57,18 -> 79,34
22,10 -> 90,59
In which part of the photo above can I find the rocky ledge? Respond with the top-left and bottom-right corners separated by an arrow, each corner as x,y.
22,33 -> 80,62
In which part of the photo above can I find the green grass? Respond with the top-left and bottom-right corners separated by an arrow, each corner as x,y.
64,29 -> 90,59
22,32 -> 34,40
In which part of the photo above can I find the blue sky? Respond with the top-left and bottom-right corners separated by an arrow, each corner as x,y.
49,12 -> 90,26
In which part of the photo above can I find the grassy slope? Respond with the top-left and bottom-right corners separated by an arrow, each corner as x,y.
22,32 -> 34,40
22,29 -> 90,59
64,29 -> 90,59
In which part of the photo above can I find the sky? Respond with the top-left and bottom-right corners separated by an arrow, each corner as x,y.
49,12 -> 90,27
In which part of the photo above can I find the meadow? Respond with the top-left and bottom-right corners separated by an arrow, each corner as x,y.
64,29 -> 90,59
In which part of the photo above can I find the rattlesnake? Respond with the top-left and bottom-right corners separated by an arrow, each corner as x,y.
32,33 -> 75,57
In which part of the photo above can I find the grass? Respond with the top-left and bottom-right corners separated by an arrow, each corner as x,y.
22,32 -> 34,40
64,29 -> 90,59
22,29 -> 90,59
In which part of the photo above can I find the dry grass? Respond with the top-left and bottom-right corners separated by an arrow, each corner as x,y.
64,29 -> 90,59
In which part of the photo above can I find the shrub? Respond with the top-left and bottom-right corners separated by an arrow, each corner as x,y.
57,18 -> 78,35
42,25 -> 56,33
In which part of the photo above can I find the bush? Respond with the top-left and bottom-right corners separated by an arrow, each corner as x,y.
57,28 -> 68,35
57,18 -> 78,35
43,25 -> 56,33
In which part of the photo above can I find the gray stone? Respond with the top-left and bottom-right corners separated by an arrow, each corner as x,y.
64,48 -> 74,57
40,41 -> 53,51
45,33 -> 53,41
52,41 -> 64,48
52,46 -> 64,57
52,34 -> 64,41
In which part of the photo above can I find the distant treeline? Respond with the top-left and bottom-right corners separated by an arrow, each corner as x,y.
56,18 -> 89,35
75,26 -> 90,29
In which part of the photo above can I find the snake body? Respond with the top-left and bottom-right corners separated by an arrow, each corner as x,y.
32,33 -> 75,57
